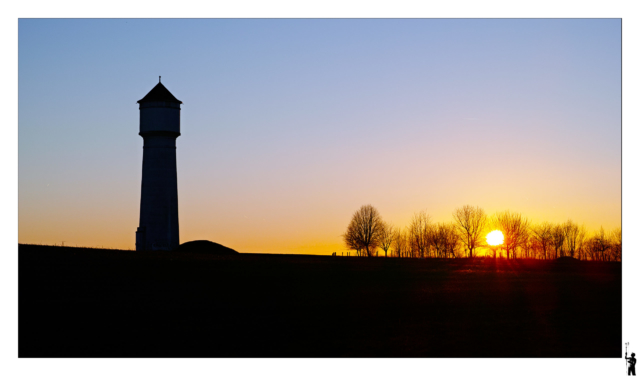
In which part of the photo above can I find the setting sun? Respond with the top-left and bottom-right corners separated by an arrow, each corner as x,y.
486,230 -> 504,246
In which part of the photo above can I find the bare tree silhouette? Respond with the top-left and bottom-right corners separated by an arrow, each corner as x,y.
408,211 -> 431,258
531,222 -> 554,259
392,228 -> 409,258
551,224 -> 565,259
341,205 -> 618,262
562,220 -> 586,259
343,205 -> 384,257
343,221 -> 363,256
429,223 -> 446,258
494,211 -> 530,259
427,223 -> 459,258
610,227 -> 622,261
576,224 -> 588,260
521,234 -> 535,259
592,226 -> 611,261
441,223 -> 461,258
379,222 -> 394,258
453,205 -> 487,258
584,237 -> 601,261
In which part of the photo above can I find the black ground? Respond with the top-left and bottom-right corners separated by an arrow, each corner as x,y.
18,244 -> 621,357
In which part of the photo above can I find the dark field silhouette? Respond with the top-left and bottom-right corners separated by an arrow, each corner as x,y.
175,240 -> 238,255
19,244 -> 620,357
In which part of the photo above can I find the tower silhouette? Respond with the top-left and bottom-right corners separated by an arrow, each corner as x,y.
135,78 -> 182,251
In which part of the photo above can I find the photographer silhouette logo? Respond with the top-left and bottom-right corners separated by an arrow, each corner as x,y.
626,343 -> 636,375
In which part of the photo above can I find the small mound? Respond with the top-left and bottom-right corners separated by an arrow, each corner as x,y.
175,240 -> 238,255
556,256 -> 580,262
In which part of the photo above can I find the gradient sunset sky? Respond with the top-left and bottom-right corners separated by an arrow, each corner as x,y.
18,19 -> 621,254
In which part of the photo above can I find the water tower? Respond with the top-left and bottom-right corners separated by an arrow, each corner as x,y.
135,78 -> 182,251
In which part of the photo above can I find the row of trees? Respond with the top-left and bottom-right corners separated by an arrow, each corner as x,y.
342,204 -> 621,261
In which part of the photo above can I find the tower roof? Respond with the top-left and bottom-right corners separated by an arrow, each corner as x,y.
137,82 -> 182,104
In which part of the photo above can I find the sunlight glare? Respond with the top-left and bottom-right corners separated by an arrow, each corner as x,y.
486,230 -> 504,246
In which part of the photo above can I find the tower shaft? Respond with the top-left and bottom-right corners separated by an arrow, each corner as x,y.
138,134 -> 179,250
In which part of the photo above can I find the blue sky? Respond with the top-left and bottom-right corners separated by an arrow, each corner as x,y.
19,19 -> 621,253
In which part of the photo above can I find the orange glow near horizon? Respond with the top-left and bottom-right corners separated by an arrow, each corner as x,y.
486,230 -> 504,246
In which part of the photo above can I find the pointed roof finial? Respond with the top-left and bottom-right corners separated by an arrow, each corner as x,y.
138,80 -> 182,104
159,76 -> 161,83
